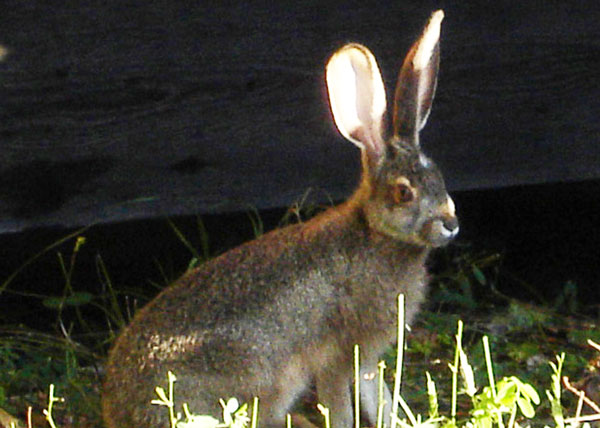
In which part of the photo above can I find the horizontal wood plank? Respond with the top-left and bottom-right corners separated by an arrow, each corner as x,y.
0,1 -> 598,232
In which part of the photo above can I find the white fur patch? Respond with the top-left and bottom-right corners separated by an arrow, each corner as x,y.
363,371 -> 376,381
146,333 -> 202,362
446,196 -> 456,217
441,224 -> 459,238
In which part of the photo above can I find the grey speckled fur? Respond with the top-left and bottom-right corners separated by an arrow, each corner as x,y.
103,10 -> 458,428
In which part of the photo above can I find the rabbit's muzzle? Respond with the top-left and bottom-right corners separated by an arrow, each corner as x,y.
422,196 -> 459,247
426,216 -> 459,247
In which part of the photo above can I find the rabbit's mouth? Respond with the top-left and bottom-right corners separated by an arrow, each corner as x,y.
421,217 -> 459,248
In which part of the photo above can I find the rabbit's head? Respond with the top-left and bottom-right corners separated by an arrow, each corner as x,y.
326,10 -> 458,248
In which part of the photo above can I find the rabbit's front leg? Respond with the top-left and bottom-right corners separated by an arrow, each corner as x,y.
359,361 -> 392,428
316,366 -> 353,428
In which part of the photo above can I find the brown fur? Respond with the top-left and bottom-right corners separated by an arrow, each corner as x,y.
103,11 -> 457,428
103,199 -> 428,427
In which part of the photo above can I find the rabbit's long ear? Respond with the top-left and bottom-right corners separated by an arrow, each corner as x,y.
326,43 -> 387,160
393,10 -> 444,143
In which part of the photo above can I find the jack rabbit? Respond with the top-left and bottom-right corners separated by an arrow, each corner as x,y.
103,9 -> 458,428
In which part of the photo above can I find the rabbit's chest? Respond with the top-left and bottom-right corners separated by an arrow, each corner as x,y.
327,249 -> 429,338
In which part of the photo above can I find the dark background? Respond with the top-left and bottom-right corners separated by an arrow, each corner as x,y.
1,180 -> 599,334
0,1 -> 599,323
0,1 -> 599,232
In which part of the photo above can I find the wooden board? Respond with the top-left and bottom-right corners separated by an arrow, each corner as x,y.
1,1 -> 599,233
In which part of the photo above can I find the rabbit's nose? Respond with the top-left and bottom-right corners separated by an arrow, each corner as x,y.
441,217 -> 459,239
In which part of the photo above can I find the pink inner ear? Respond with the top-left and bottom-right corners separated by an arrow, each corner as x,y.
326,44 -> 387,158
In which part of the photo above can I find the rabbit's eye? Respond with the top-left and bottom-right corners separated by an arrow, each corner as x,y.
392,183 -> 414,204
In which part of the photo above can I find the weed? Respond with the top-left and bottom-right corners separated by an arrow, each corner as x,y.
430,246 -> 502,311
0,214 -> 598,428
136,296 -> 595,428
152,371 -> 254,428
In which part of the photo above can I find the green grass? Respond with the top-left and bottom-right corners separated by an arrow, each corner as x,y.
137,298 -> 598,428
1,212 -> 599,428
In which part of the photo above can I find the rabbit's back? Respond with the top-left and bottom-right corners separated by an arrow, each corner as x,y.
107,207 -> 429,369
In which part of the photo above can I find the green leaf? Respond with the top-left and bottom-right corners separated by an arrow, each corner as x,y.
426,372 -> 439,418
177,415 -> 220,428
519,383 -> 540,404
64,291 -> 93,306
517,396 -> 535,418
153,386 -> 169,403
74,236 -> 86,253
42,297 -> 63,309
459,349 -> 477,397
496,380 -> 516,403
42,292 -> 93,309
478,415 -> 492,428
471,265 -> 486,285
